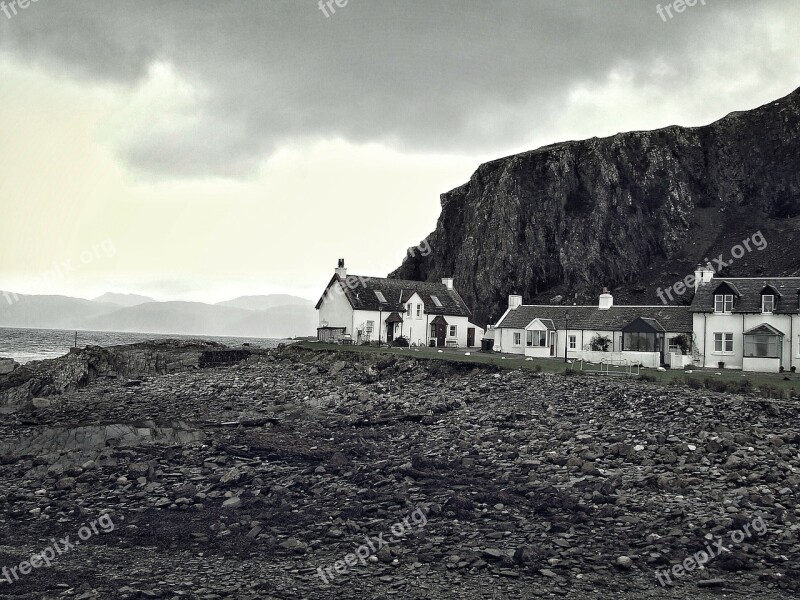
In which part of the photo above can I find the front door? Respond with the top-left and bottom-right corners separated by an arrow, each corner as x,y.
386,323 -> 394,343
467,327 -> 475,347
549,332 -> 556,356
436,324 -> 446,347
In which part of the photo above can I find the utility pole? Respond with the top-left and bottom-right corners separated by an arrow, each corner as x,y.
564,311 -> 569,363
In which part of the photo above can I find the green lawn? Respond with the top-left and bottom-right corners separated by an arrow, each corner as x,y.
295,341 -> 800,399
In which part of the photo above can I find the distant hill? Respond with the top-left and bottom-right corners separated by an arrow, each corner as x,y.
0,292 -> 317,338
216,294 -> 313,311
93,292 -> 156,307
0,294 -> 119,330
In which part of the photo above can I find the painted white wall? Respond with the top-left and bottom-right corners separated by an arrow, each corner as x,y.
318,283 -> 354,333
694,312 -> 798,370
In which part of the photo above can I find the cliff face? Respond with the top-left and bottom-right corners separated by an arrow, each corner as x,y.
392,87 -> 800,325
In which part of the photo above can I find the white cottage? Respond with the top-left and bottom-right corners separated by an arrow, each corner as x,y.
493,289 -> 694,368
690,272 -> 800,373
316,260 -> 484,348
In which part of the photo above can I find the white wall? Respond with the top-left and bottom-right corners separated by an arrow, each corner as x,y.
695,313 -> 798,370
318,284 -> 354,333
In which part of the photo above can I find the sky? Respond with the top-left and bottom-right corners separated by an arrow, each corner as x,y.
0,0 -> 798,303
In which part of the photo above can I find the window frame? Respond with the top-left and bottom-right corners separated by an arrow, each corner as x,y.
743,333 -> 780,359
513,332 -> 522,346
449,325 -> 457,337
416,304 -> 422,317
526,329 -> 547,347
762,295 -> 775,314
714,294 -> 734,313
568,335 -> 577,350
713,332 -> 734,354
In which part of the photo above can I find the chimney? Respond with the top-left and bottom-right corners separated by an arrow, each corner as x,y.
508,294 -> 523,310
598,287 -> 613,310
335,258 -> 347,279
693,263 -> 714,290
441,277 -> 454,290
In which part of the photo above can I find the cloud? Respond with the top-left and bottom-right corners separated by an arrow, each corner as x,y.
0,0 -> 798,178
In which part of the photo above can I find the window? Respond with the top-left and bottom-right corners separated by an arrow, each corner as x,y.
668,337 -> 679,354
374,290 -> 386,303
406,304 -> 412,317
624,332 -> 657,352
416,304 -> 422,317
513,332 -> 522,346
714,294 -> 734,313
430,295 -> 443,307
744,334 -> 780,358
526,330 -> 547,347
366,321 -> 374,334
449,325 -> 457,337
713,333 -> 734,354
430,325 -> 436,337
762,295 -> 775,314
569,335 -> 577,350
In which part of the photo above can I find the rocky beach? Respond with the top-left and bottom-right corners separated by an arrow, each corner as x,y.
0,341 -> 799,599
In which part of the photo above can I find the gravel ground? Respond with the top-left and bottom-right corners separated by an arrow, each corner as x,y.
0,343 -> 798,599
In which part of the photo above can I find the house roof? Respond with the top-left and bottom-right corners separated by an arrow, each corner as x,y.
316,274 -> 472,317
690,278 -> 800,314
495,305 -> 692,332
743,323 -> 786,336
622,317 -> 667,333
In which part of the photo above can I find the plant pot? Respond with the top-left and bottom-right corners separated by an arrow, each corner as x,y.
718,362 -> 725,369
792,366 -> 797,373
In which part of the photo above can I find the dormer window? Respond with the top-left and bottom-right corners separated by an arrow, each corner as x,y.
714,294 -> 734,313
762,295 -> 775,314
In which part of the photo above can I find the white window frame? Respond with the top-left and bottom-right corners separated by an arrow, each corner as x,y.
668,337 -> 677,354
366,320 -> 374,334
416,304 -> 422,318
713,332 -> 734,354
513,332 -> 522,346
762,295 -> 774,314
714,294 -> 734,313
449,325 -> 457,337
406,304 -> 412,317
568,335 -> 577,350
526,329 -> 547,347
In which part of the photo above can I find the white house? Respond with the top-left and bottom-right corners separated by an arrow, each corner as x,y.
493,289 -> 694,368
316,259 -> 484,348
690,272 -> 800,373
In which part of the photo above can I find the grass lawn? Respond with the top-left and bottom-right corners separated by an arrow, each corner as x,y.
295,341 -> 800,399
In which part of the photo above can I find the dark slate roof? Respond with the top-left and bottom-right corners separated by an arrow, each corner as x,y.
316,274 -> 472,318
690,278 -> 800,314
743,323 -> 786,336
495,305 -> 692,332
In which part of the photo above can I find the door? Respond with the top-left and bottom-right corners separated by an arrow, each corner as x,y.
467,328 -> 475,347
436,324 -> 446,347
386,323 -> 394,343
549,331 -> 556,356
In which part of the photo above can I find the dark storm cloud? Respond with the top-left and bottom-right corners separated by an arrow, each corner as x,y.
0,0 -> 794,177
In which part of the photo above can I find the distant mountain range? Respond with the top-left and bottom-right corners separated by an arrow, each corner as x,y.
0,292 -> 316,338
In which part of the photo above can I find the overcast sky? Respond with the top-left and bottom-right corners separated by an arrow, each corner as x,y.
0,0 -> 798,302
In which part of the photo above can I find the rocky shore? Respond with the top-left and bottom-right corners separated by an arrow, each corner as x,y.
0,342 -> 799,599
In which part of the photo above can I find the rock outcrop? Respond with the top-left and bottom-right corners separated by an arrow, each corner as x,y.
0,340 -> 254,413
392,87 -> 800,324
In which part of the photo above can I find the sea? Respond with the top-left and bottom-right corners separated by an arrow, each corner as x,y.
0,327 -> 289,364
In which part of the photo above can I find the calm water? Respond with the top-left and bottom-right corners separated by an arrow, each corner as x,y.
0,327 -> 289,364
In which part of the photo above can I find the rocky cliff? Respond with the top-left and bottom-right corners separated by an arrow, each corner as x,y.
392,87 -> 800,325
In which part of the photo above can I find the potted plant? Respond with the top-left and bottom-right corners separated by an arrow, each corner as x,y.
718,361 -> 725,369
